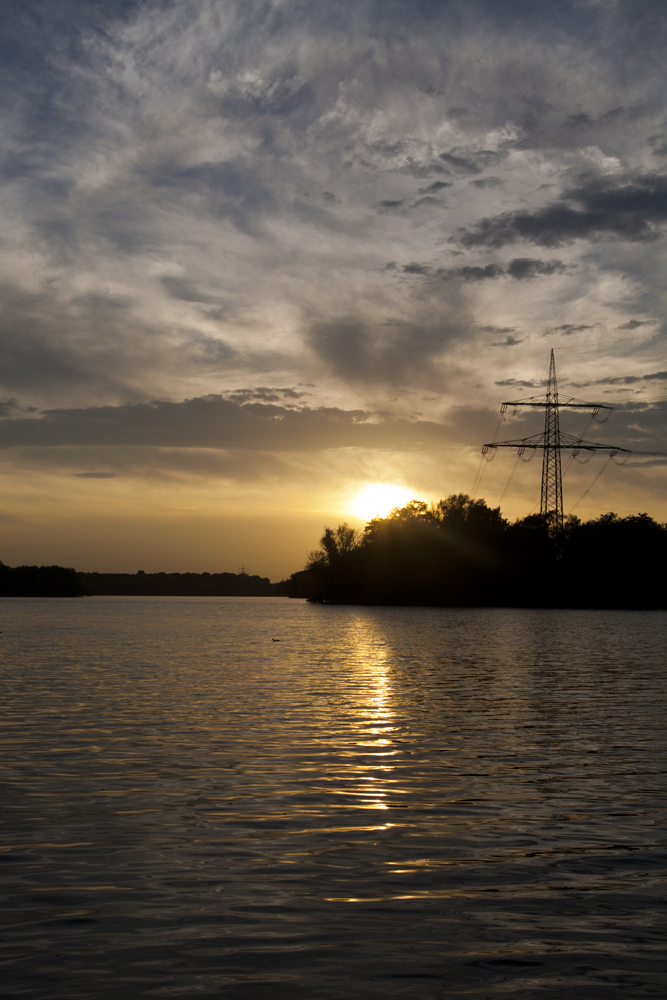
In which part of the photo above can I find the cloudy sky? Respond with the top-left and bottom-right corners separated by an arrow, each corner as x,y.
1,0 -> 665,578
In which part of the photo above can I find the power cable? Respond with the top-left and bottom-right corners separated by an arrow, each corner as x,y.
498,453 -> 521,505
471,413 -> 503,497
569,455 -> 613,513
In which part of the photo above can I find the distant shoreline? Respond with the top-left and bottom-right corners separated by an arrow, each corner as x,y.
0,564 -> 277,598
80,570 -> 276,597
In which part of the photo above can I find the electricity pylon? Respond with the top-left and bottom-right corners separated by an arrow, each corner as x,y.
482,350 -> 630,538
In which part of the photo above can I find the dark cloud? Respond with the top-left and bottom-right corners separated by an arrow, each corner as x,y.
492,335 -> 522,346
547,323 -> 595,335
439,149 -> 507,176
494,378 -> 544,388
563,108 -> 625,130
402,262 -> 432,275
0,398 -> 19,418
458,173 -> 667,248
225,386 -> 309,403
455,264 -> 505,282
305,288 -> 469,385
413,195 -> 444,207
418,181 -> 452,194
0,395 -> 447,452
571,371 -> 667,387
402,259 -> 567,282
618,319 -> 656,329
506,257 -> 568,279
648,135 -> 667,157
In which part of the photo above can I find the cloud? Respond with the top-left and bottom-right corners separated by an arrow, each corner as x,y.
402,259 -> 567,282
0,395 -> 449,452
492,335 -> 522,347
376,200 -> 404,211
0,398 -> 19,418
305,295 -> 470,387
494,378 -> 544,388
439,149 -> 508,176
225,386 -> 310,404
455,264 -> 505,282
546,323 -> 595,335
457,173 -> 667,248
0,0 -> 665,500
160,277 -> 222,305
571,371 -> 667,387
470,177 -> 503,189
418,181 -> 452,194
402,262 -> 432,275
617,319 -> 656,329
506,258 -> 568,279
72,472 -> 119,479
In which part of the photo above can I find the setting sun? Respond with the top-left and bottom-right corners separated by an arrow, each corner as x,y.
350,484 -> 414,522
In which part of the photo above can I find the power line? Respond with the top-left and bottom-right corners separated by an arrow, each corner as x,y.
570,456 -> 613,513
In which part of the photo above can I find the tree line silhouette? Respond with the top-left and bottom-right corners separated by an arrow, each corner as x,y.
80,571 -> 274,596
0,565 -> 274,597
282,495 -> 666,609
0,562 -> 85,597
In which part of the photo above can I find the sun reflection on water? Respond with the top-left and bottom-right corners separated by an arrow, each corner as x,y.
348,622 -> 399,817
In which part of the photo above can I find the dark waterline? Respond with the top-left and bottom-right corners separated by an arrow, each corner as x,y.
1,597 -> 665,998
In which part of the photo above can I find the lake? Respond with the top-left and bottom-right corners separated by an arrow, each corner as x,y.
1,597 -> 665,998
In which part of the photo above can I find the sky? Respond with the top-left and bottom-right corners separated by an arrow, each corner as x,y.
0,0 -> 665,580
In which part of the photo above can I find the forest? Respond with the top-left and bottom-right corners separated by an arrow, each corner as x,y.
282,495 -> 667,609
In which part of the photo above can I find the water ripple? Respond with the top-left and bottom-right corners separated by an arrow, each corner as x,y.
1,598 -> 665,997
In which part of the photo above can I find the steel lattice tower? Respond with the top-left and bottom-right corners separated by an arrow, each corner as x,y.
482,350 -> 630,541
540,350 -> 563,534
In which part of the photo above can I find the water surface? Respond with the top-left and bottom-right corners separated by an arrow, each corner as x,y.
1,597 -> 665,998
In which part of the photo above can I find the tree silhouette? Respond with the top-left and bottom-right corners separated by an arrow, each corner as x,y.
293,495 -> 666,609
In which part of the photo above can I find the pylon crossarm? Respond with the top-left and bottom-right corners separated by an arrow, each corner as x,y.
559,432 -> 631,453
500,397 -> 612,412
482,434 -> 545,453
482,433 -> 631,455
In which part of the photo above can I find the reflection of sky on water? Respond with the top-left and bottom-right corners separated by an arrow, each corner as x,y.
2,599 -> 666,998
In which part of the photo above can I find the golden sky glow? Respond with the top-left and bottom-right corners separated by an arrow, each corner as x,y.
349,485 -> 414,522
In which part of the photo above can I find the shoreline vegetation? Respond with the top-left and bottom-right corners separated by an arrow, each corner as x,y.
1,495 -> 664,607
0,566 -> 274,598
281,495 -> 667,610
